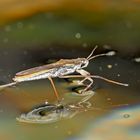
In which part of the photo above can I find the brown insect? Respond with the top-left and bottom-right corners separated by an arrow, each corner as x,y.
0,46 -> 128,102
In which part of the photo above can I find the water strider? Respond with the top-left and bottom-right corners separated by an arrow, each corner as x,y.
0,46 -> 128,102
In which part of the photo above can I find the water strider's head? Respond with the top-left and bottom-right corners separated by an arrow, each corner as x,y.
75,46 -> 116,69
75,58 -> 89,69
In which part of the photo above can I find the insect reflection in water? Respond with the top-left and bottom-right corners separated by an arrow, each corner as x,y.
17,91 -> 95,124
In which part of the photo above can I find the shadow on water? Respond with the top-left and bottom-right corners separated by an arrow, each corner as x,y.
0,48 -> 140,140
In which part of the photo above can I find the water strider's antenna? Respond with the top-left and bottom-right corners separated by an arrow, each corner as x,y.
88,50 -> 116,61
87,45 -> 98,59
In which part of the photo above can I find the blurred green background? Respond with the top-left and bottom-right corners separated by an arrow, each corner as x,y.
0,0 -> 140,55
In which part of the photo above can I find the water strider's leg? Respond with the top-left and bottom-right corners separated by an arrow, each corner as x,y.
59,68 -> 128,92
59,74 -> 89,86
59,69 -> 94,92
48,77 -> 60,102
80,78 -> 93,92
76,69 -> 94,92
58,75 -> 86,78
91,75 -> 129,86
76,69 -> 129,86
78,77 -> 88,84
0,82 -> 17,90
59,69 -> 91,82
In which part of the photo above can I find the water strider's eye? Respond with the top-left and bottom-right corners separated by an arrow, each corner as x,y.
81,61 -> 88,68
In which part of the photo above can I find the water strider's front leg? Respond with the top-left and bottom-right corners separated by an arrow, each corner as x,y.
59,69 -> 94,93
59,74 -> 93,96
76,69 -> 94,92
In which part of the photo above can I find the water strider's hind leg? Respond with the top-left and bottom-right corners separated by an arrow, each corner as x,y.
48,77 -> 60,102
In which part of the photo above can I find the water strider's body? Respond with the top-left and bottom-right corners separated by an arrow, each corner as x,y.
0,46 -> 128,101
13,58 -> 88,82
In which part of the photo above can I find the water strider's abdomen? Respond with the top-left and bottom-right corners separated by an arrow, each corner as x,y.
13,65 -> 81,82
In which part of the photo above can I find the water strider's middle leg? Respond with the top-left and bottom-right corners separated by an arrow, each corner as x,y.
76,69 -> 128,87
59,68 -> 128,95
48,77 -> 60,102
